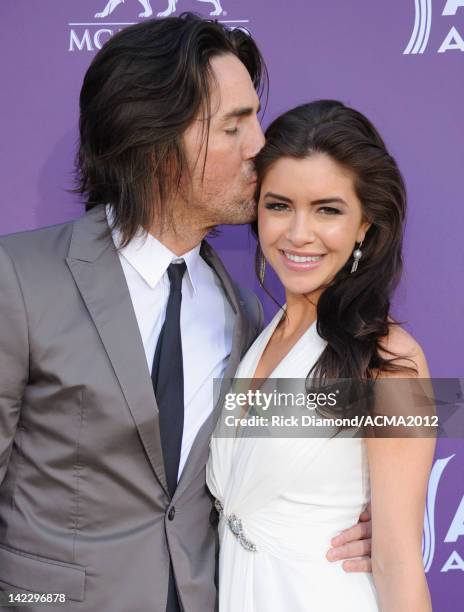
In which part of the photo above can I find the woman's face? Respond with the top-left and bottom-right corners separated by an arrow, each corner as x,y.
258,153 -> 370,299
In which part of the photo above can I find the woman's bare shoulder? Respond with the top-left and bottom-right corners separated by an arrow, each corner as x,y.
378,323 -> 430,377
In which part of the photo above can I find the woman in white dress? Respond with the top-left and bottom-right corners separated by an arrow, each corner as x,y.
207,100 -> 435,611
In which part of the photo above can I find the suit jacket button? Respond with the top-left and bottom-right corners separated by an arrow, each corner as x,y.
168,506 -> 176,521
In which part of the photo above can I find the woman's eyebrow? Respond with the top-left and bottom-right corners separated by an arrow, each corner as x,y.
263,191 -> 293,203
263,193 -> 348,206
311,197 -> 348,206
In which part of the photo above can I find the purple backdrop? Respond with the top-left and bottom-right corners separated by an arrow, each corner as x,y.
1,1 -> 463,608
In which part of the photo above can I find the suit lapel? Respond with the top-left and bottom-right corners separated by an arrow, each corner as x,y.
174,241 -> 250,498
66,207 -> 169,497
201,241 -> 250,414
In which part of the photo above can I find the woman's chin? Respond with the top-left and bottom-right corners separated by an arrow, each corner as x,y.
273,266 -> 340,299
280,281 -> 322,298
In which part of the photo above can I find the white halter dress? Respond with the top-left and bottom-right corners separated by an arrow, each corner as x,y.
206,308 -> 379,611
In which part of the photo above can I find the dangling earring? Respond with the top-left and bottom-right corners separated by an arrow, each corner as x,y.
259,250 -> 266,284
350,240 -> 363,274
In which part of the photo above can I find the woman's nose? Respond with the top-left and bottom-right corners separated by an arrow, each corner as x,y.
286,215 -> 316,246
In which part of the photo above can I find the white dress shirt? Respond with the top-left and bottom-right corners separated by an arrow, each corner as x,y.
107,206 -> 235,479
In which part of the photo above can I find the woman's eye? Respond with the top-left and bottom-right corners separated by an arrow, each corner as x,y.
318,206 -> 341,215
264,202 -> 289,211
225,127 -> 239,135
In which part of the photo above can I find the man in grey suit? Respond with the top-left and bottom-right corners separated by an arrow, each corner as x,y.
0,14 -> 372,612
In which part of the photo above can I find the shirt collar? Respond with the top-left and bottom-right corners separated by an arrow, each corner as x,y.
106,204 -> 201,293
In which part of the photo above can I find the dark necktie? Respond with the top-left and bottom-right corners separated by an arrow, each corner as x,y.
151,261 -> 187,498
152,262 -> 186,612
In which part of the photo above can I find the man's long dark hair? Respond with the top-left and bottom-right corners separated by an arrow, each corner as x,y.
75,13 -> 267,246
253,100 -> 414,382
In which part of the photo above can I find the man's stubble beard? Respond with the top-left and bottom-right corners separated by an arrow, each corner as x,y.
202,178 -> 258,226
218,193 -> 257,226
177,176 -> 258,234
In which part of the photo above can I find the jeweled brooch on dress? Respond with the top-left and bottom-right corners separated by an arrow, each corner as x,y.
214,498 -> 257,552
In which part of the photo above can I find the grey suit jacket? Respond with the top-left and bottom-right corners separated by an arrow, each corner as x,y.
0,206 -> 263,612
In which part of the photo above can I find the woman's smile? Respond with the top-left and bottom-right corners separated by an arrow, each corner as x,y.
279,250 -> 326,271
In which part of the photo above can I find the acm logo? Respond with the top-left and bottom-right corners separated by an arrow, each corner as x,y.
422,454 -> 464,573
68,0 -> 248,53
94,0 -> 223,19
404,0 -> 464,54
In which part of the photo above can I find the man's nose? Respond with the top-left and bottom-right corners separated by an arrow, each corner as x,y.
246,117 -> 265,159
